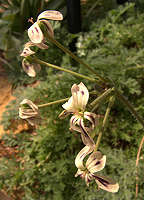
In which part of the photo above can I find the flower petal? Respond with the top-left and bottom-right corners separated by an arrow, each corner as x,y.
62,96 -> 76,112
38,19 -> 54,37
84,112 -> 99,129
86,152 -> 106,173
71,82 -> 89,111
75,146 -> 93,170
25,41 -> 48,49
37,10 -> 63,21
22,59 -> 36,77
28,22 -> 44,44
79,119 -> 95,147
19,99 -> 38,119
94,175 -> 119,193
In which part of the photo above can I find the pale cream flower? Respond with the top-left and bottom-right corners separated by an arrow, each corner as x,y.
75,146 -> 119,193
60,82 -> 99,147
28,10 -> 63,45
19,99 -> 39,126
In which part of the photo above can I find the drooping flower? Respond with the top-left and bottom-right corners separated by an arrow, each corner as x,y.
22,59 -> 41,77
28,10 -> 63,45
59,82 -> 99,147
75,146 -> 119,193
19,99 -> 40,126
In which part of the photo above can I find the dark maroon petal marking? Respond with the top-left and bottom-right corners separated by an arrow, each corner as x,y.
80,153 -> 85,159
93,175 -> 109,187
95,161 -> 101,165
35,27 -> 39,33
81,91 -> 84,95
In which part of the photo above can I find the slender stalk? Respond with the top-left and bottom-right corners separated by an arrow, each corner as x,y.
44,31 -> 107,83
135,136 -> 144,198
94,96 -> 115,152
90,88 -> 114,107
31,57 -> 97,83
115,89 -> 144,128
38,97 -> 69,108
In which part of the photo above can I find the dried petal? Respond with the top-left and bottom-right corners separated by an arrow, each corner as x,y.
20,47 -> 35,57
22,59 -> 36,77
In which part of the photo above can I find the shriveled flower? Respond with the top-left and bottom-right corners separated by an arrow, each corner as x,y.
75,146 -> 119,193
22,59 -> 41,77
19,99 -> 40,126
28,10 -> 63,45
20,46 -> 35,57
59,82 -> 99,146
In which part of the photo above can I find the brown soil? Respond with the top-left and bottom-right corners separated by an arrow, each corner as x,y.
0,66 -> 15,137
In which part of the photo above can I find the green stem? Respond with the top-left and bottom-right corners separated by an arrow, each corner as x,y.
32,57 -> 97,83
90,88 -> 114,107
44,31 -> 107,83
38,97 -> 69,108
115,89 -> 144,128
94,96 -> 115,152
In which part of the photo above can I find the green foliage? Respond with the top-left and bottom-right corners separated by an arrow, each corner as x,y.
1,1 -> 144,200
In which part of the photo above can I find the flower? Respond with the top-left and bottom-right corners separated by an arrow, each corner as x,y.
19,99 -> 40,126
22,59 -> 41,77
28,10 -> 63,45
75,146 -> 119,193
59,82 -> 99,147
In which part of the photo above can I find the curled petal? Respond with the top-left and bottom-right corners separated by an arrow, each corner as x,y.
20,47 -> 35,57
28,22 -> 44,44
37,10 -> 63,21
86,152 -> 106,174
84,112 -> 99,129
79,119 -> 95,147
70,115 -> 81,132
75,146 -> 93,170
39,19 -> 54,38
93,175 -> 119,193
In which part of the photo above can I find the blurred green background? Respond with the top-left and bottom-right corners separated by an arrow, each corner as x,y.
0,0 -> 144,199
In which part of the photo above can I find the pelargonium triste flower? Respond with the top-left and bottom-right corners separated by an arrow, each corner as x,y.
19,99 -> 40,126
75,146 -> 119,193
60,82 -> 99,147
22,59 -> 41,77
28,10 -> 63,45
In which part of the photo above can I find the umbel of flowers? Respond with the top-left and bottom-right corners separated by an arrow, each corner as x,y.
20,10 -> 63,77
18,9 -> 121,194
19,82 -> 119,192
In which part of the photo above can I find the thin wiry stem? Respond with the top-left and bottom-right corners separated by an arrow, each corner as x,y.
94,96 -> 115,152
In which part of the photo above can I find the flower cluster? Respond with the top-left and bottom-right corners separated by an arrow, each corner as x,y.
19,82 -> 119,193
20,10 -> 63,77
18,10 -> 119,194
